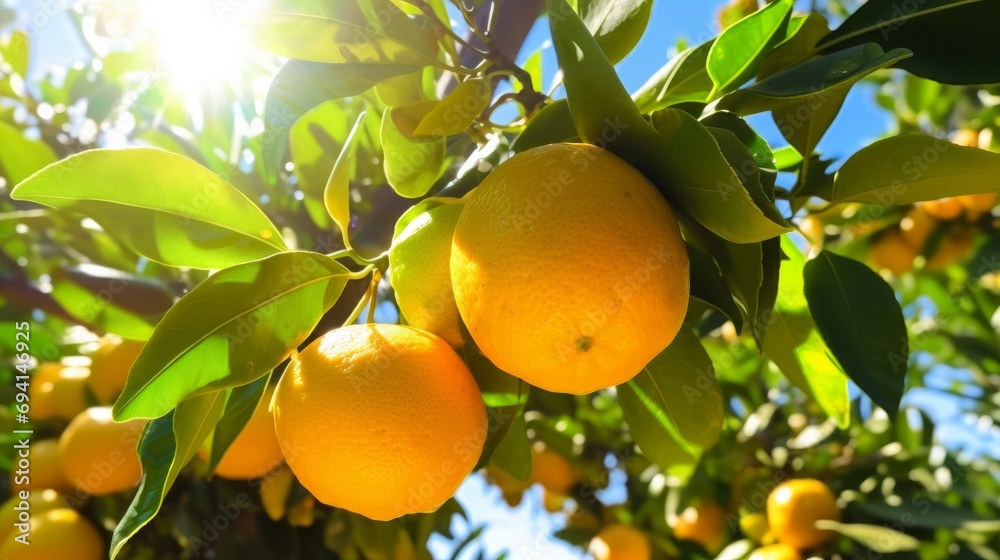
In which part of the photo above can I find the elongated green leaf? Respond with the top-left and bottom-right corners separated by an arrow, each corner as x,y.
206,376 -> 270,474
414,78 -> 491,137
325,113 -> 366,250
0,120 -> 58,186
688,244 -> 743,333
513,99 -> 578,152
49,265 -> 174,340
635,108 -> 790,243
546,0 -> 657,160
707,128 -> 785,225
381,107 -> 446,198
571,0 -> 653,64
814,521 -> 919,553
113,252 -> 354,420
110,391 -> 226,559
707,0 -> 792,95
804,251 -> 907,418
830,135 -> 1000,204
763,237 -> 850,427
246,2 -> 437,66
11,149 -> 288,269
817,0 -> 1000,84
618,326 -> 724,480
489,413 -> 532,481
852,500 -> 1000,531
716,44 -> 911,116
758,13 -> 830,78
289,100 -> 351,230
632,39 -> 714,113
263,61 -> 416,179
468,352 -> 529,470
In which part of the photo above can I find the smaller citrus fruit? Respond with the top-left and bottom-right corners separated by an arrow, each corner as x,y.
952,128 -> 981,148
958,193 -> 997,220
588,524 -> 651,560
199,384 -> 283,480
273,324 -> 487,521
260,466 -> 295,521
543,488 -> 567,513
740,511 -> 770,543
0,508 -> 103,560
485,465 -> 530,507
59,407 -> 145,497
926,229 -> 976,270
673,500 -> 729,553
748,543 -> 803,560
920,198 -> 964,221
0,489 -> 68,543
868,230 -> 917,276
767,478 -> 840,550
389,198 -> 467,348
87,335 -> 144,404
528,446 -> 576,495
899,207 -> 937,249
9,438 -> 73,493
30,365 -> 91,422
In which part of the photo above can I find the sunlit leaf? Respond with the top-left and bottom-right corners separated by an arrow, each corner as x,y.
0,120 -> 58,186
413,78 -> 491,137
618,326 -> 724,480
113,252 -> 355,420
706,0 -> 792,95
325,113 -> 367,250
11,148 -> 288,269
570,0 -> 653,64
513,99 -> 578,152
632,39 -> 714,113
380,107 -> 446,198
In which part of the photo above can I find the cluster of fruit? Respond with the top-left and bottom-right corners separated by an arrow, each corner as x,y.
5,335 -> 287,559
869,130 -> 997,276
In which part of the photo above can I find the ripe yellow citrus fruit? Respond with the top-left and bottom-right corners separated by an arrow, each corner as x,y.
673,500 -> 729,553
920,198 -> 963,221
0,508 -> 103,560
10,438 -> 73,493
588,524 -> 651,560
958,193 -> 997,220
389,197 -> 466,348
451,143 -> 689,394
766,479 -> 840,550
0,489 -> 67,544
30,365 -> 91,422
529,446 -> 576,495
58,407 -> 145,497
868,229 -> 917,276
748,543 -> 803,560
87,335 -> 144,404
200,384 -> 283,480
273,324 -> 487,521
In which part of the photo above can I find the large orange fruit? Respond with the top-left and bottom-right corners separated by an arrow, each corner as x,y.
588,524 -> 651,560
451,143 -> 689,394
273,324 -> 487,520
767,479 -> 840,550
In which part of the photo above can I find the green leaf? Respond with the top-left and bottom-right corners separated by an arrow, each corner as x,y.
110,391 -> 226,559
718,44 -> 911,116
618,326 -> 724,480
468,352 -> 529,471
380,107 -> 446,198
289,100 -> 352,230
570,0 -> 653,64
206,376 -> 271,474
49,265 -> 174,340
758,13 -> 830,79
0,120 -> 58,186
830,135 -> 1000,204
413,78 -> 491,137
246,1 -> 437,66
632,39 -> 714,113
707,128 -> 786,226
11,148 -> 288,269
112,252 -> 354,420
513,99 -> 578,153
814,521 -> 919,553
325,113 -> 366,250
803,251 -> 907,418
546,0 -> 657,160
852,500 -> 1000,531
816,0 -> 1000,84
263,61 -> 416,180
700,111 -> 777,190
763,237 -> 850,427
0,31 -> 28,77
706,0 -> 793,95
635,108 -> 791,243
488,413 -> 532,482
687,243 -> 743,333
